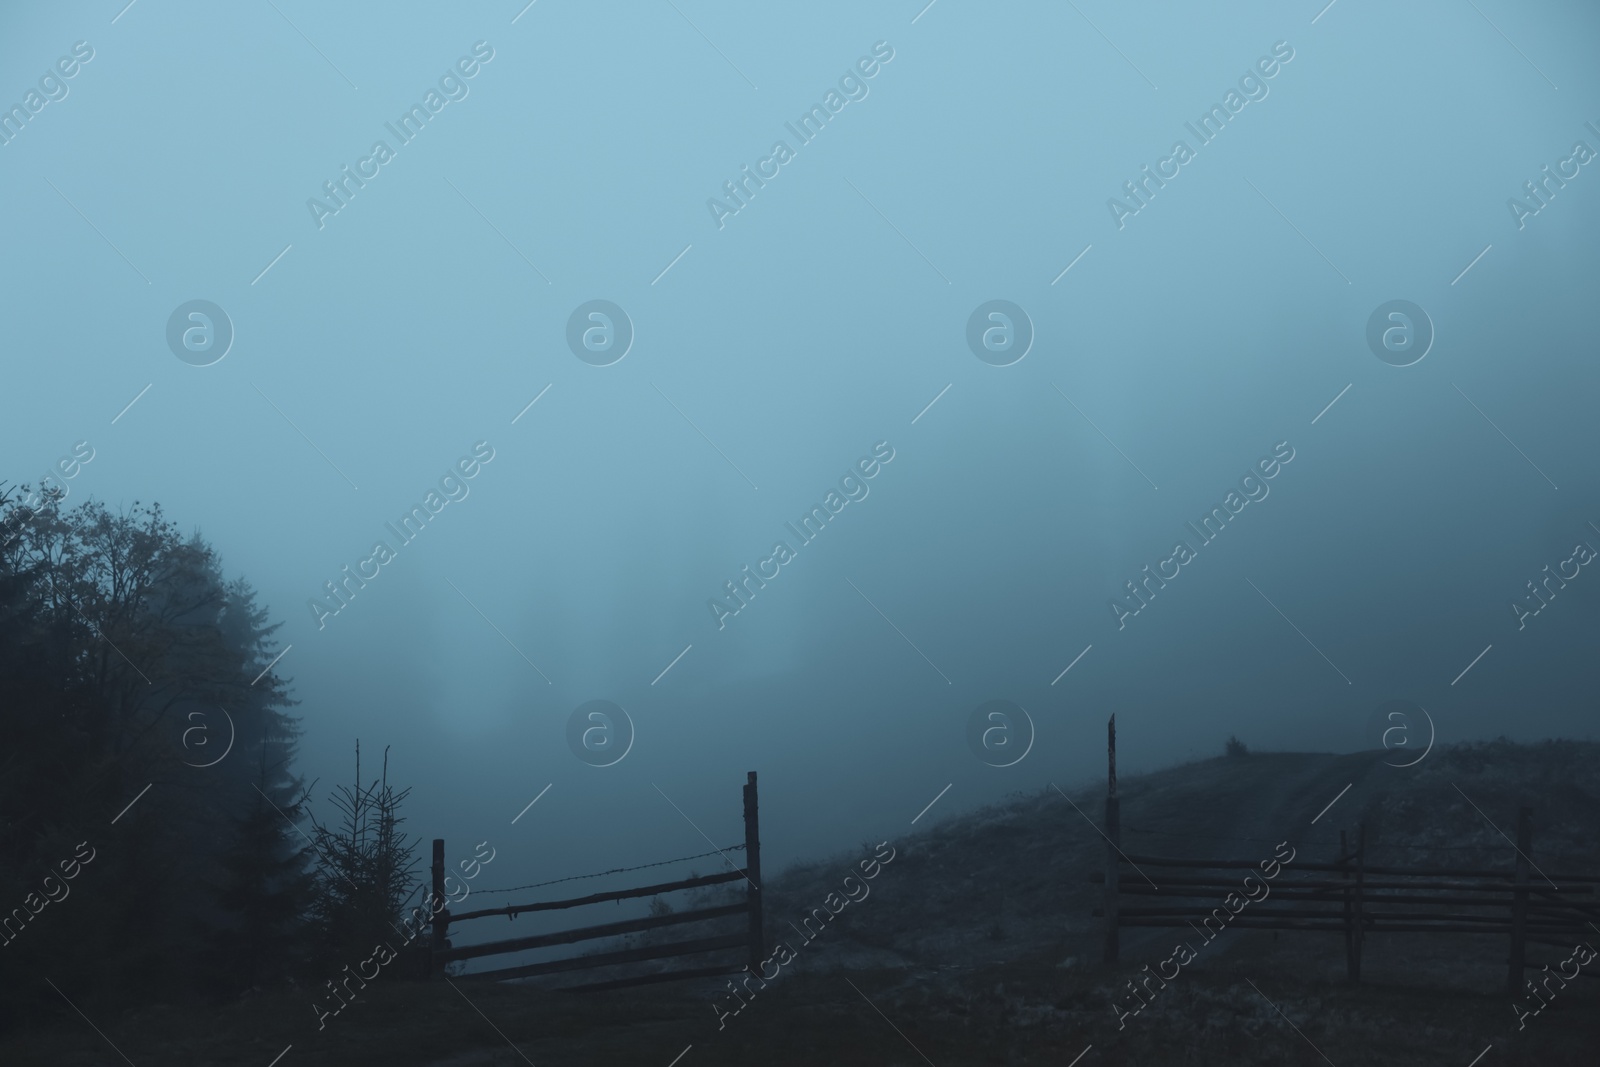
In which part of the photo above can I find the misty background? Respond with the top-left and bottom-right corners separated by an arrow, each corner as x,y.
3,0 -> 1597,929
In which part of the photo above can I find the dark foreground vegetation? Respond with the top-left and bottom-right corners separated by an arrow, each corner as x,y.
0,939 -> 1595,1065
0,485 -> 427,1036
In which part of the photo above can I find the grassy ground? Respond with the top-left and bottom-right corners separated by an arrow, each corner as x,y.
4,939 -> 1596,1066
9,743 -> 1597,1064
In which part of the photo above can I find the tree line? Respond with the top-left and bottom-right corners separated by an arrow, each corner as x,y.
0,482 -> 423,1032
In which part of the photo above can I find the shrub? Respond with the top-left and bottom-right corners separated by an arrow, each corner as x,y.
1225,735 -> 1250,758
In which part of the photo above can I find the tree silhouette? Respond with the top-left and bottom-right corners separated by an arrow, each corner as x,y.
202,733 -> 316,995
0,484 -> 308,1023
306,742 -> 421,969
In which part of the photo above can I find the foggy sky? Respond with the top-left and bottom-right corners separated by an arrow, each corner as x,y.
4,0 -> 1598,909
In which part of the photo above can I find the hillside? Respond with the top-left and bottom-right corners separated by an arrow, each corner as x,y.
5,739 -> 1598,1065
756,739 -> 1600,980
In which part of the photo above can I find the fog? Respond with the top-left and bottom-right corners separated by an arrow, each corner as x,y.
4,0 -> 1597,912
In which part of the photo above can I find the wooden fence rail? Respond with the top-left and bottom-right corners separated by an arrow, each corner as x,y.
1096,827 -> 1599,992
1094,718 -> 1598,993
448,869 -> 748,923
425,771 -> 764,991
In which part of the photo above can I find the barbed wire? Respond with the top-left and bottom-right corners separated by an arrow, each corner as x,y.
469,844 -> 745,896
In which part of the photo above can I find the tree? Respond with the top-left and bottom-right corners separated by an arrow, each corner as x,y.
0,485 -> 307,1022
202,737 -> 316,995
306,743 -> 422,970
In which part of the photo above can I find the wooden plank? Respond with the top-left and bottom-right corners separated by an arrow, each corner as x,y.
1116,854 -> 1366,873
1526,933 -> 1600,949
1341,831 -> 1355,984
1527,892 -> 1600,917
464,932 -> 748,982
1117,918 -> 1527,934
744,770 -> 764,973
449,869 -> 746,924
1117,917 -> 1350,931
559,962 -> 751,993
1104,715 -> 1119,965
430,838 -> 447,979
1353,821 -> 1365,985
1108,907 -> 1346,920
1098,874 -> 1592,894
1508,806 -> 1532,994
1109,907 -> 1581,925
1104,793 -> 1121,964
438,901 -> 749,963
1116,855 -> 1600,881
1116,888 -> 1576,909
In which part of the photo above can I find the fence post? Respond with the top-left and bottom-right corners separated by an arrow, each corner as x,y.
1508,805 -> 1532,994
743,771 -> 765,972
1352,822 -> 1365,984
430,838 -> 448,979
1340,830 -> 1356,984
1103,714 -> 1120,964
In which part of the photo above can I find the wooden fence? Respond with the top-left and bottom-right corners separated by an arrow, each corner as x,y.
1095,716 -> 1600,993
427,771 -> 764,991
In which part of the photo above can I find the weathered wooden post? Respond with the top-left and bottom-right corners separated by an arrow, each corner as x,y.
1103,714 -> 1120,964
1508,805 -> 1532,994
743,771 -> 765,972
1352,822 -> 1366,984
1340,829 -> 1357,983
430,837 -> 448,978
